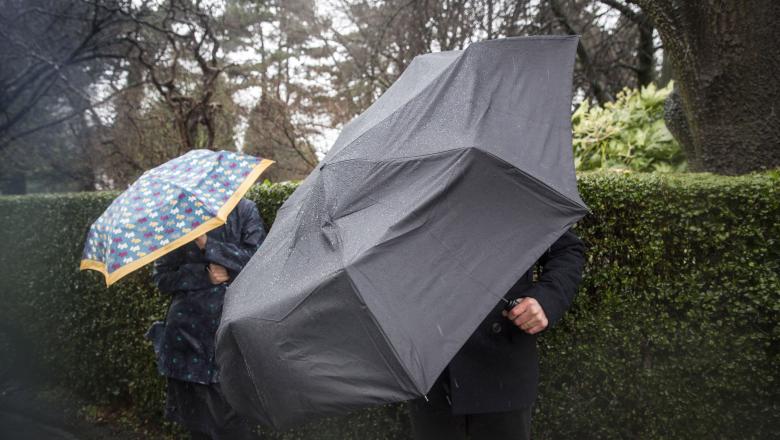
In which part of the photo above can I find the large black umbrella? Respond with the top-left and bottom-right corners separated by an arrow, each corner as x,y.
216,35 -> 588,429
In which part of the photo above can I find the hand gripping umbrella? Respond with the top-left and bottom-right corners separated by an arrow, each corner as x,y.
80,150 -> 273,286
216,36 -> 588,429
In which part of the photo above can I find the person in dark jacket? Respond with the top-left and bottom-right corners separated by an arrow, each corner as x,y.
147,198 -> 265,440
408,228 -> 585,440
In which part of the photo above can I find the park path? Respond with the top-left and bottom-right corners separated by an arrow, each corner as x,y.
0,408 -> 81,440
0,326 -> 140,440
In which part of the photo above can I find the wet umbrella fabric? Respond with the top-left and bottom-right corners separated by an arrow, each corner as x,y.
80,149 -> 273,286
216,36 -> 589,429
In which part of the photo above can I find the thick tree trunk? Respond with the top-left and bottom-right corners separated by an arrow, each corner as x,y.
636,19 -> 655,87
633,0 -> 780,174
657,50 -> 673,87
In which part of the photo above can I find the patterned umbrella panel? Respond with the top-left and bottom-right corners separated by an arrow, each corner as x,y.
80,149 -> 273,286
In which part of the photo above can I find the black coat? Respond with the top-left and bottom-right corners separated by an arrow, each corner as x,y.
147,199 -> 266,384
445,229 -> 585,414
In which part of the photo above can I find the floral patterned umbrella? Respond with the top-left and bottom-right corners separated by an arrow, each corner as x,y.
80,149 -> 273,286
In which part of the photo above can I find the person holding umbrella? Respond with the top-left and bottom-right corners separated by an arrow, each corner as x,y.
407,228 -> 585,440
149,198 -> 266,440
80,149 -> 274,439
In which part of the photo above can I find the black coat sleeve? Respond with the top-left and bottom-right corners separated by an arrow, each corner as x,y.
152,248 -> 212,294
202,201 -> 266,273
524,228 -> 586,328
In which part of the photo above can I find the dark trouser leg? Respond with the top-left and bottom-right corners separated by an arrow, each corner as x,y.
465,406 -> 532,440
212,414 -> 256,440
166,378 -> 257,440
189,430 -> 211,440
209,383 -> 257,440
407,375 -> 467,440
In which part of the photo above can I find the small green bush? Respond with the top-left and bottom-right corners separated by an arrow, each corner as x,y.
573,83 -> 687,173
0,174 -> 778,439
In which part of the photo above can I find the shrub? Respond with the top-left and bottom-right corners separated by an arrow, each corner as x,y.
0,174 -> 777,439
572,83 -> 687,173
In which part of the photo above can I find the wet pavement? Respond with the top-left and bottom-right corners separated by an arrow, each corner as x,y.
0,326 -> 139,440
0,410 -> 81,440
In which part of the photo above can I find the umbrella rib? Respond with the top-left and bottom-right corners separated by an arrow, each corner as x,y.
328,148 -> 588,211
326,53 -> 464,162
325,205 -> 427,394
479,149 -> 589,212
342,267 -> 428,395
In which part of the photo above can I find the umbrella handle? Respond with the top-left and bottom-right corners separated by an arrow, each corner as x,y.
503,297 -> 526,312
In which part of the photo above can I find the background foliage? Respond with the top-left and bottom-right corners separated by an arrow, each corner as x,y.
572,83 -> 686,173
0,0 -> 675,194
1,174 -> 778,439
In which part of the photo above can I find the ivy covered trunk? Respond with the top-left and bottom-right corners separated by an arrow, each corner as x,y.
636,0 -> 780,174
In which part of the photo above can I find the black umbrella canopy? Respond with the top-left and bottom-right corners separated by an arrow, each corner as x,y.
216,35 -> 588,429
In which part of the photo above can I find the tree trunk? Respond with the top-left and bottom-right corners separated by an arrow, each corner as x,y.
633,0 -> 780,174
636,18 -> 655,87
657,50 -> 673,87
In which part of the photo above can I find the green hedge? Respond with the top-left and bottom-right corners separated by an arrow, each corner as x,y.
0,174 -> 778,439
